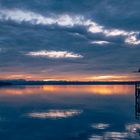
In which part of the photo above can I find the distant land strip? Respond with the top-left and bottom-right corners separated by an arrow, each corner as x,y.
0,80 -> 140,86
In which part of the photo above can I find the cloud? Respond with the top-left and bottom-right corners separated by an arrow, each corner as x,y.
104,29 -> 129,36
88,23 -> 140,46
91,41 -> 110,45
86,21 -> 104,33
0,9 -> 84,27
125,34 -> 140,45
26,50 -> 83,59
27,110 -> 83,119
0,8 -> 140,46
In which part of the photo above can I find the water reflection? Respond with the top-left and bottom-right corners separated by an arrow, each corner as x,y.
91,123 -> 110,130
90,126 -> 140,140
27,110 -> 83,119
0,84 -> 139,140
0,85 -> 135,95
126,123 -> 140,134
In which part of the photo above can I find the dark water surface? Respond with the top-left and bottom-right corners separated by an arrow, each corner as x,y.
0,85 -> 139,140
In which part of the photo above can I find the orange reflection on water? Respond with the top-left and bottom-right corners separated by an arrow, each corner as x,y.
42,85 -> 135,95
0,85 -> 134,96
0,87 -> 39,95
87,85 -> 135,95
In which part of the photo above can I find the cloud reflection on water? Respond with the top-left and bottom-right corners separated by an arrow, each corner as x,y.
27,109 -> 83,119
126,123 -> 140,133
89,123 -> 140,140
91,123 -> 110,130
0,85 -> 138,139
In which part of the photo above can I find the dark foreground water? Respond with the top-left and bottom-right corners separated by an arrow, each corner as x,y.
0,85 -> 139,140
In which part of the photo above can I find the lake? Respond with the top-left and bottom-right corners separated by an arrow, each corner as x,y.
0,85 -> 139,140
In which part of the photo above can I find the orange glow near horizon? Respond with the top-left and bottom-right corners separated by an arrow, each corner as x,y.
88,75 -> 131,81
0,73 -> 139,81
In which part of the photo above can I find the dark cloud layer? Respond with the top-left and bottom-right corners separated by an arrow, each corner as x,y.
0,0 -> 139,80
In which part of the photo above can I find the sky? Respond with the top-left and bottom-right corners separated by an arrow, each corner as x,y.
0,0 -> 140,81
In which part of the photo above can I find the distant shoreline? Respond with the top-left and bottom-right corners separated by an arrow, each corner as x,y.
0,80 -> 140,86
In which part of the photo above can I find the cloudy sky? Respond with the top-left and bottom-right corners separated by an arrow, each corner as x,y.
0,0 -> 140,81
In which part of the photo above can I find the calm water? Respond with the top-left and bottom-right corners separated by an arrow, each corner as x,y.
0,85 -> 139,140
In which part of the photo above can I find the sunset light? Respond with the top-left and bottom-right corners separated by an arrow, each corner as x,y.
0,1 -> 140,140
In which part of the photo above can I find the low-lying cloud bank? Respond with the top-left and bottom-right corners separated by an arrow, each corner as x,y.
0,9 -> 140,46
26,50 -> 83,59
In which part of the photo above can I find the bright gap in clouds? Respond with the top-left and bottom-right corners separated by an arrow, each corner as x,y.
26,50 -> 83,59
